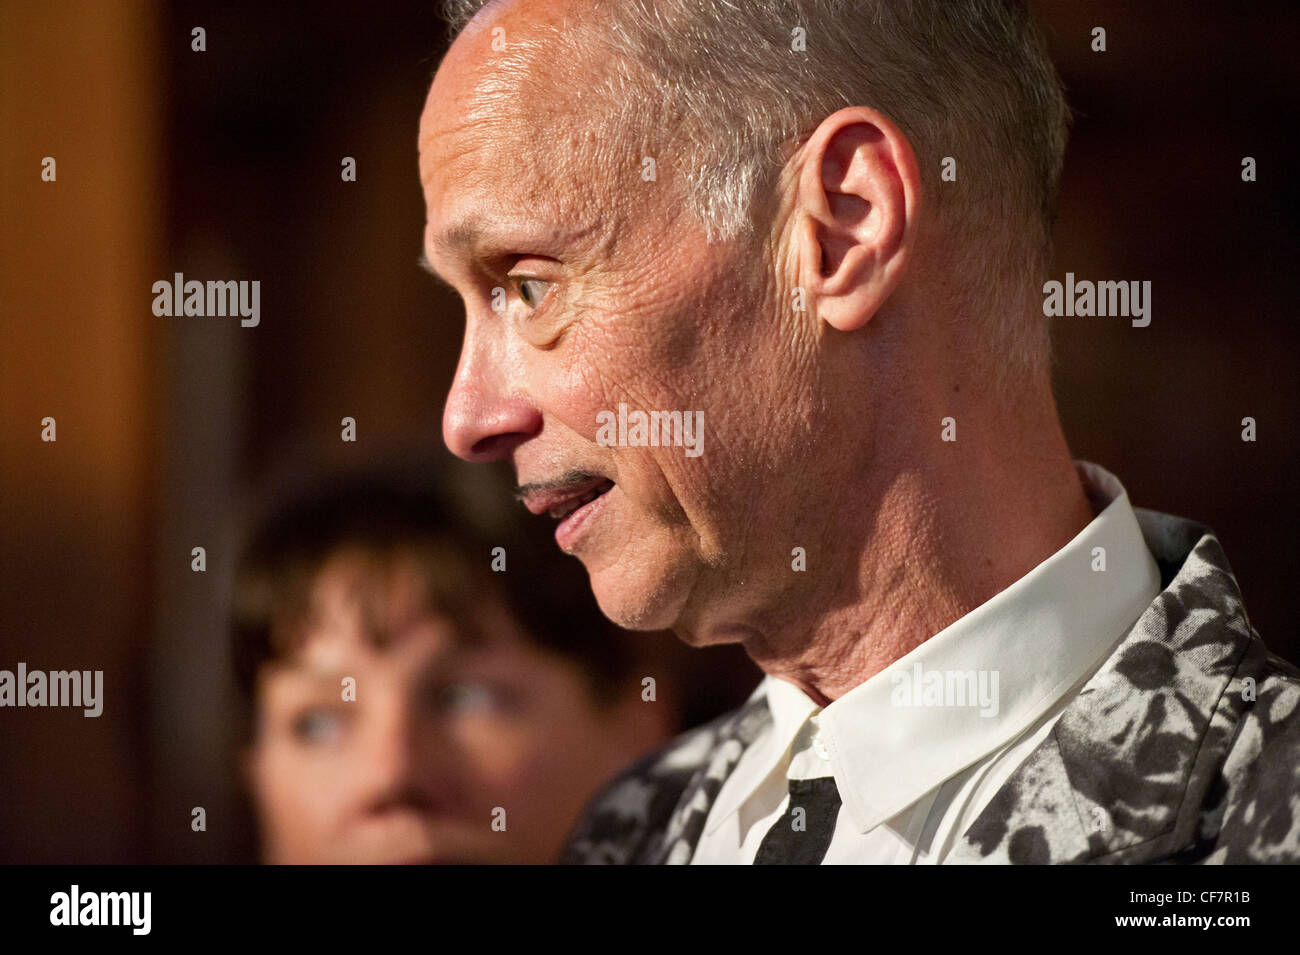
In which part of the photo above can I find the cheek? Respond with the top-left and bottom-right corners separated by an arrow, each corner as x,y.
449,717 -> 534,787
447,671 -> 613,798
253,741 -> 352,841
538,308 -> 716,481
542,347 -> 621,445
547,268 -> 711,416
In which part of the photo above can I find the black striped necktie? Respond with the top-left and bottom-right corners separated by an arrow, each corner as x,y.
753,775 -> 842,865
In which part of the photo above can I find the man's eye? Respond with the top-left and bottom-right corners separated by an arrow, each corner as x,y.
291,708 -> 347,745
511,276 -> 551,309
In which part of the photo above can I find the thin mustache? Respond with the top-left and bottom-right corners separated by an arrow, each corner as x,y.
514,470 -> 604,501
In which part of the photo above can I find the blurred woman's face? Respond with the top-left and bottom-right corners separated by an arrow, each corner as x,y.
246,548 -> 664,864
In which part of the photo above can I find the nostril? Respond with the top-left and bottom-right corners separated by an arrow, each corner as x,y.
469,432 -> 527,460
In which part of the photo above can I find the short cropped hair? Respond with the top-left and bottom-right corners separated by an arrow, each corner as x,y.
443,0 -> 1069,383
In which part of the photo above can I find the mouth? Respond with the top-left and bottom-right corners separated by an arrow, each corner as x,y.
520,475 -> 615,550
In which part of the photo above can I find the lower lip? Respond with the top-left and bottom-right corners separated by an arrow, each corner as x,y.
555,487 -> 611,551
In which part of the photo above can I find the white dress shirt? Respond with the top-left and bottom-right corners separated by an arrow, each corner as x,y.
690,461 -> 1161,864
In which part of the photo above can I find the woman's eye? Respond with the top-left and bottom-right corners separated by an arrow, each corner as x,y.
291,708 -> 346,745
512,277 -> 551,309
439,681 -> 499,714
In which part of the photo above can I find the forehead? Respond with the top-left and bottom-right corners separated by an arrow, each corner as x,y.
296,551 -> 453,664
418,4 -> 635,259
421,0 -> 563,182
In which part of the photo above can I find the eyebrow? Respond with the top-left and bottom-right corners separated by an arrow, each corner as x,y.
435,219 -> 484,257
419,216 -> 603,290
418,218 -> 490,288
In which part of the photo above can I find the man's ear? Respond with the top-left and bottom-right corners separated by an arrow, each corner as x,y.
794,106 -> 921,332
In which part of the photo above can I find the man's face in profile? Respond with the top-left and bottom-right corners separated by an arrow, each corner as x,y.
421,2 -> 849,642
246,549 -> 642,864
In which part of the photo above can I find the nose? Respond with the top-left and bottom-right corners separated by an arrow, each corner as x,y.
442,319 -> 543,462
356,703 -> 458,819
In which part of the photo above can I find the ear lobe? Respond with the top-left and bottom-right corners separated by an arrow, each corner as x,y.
796,108 -> 919,333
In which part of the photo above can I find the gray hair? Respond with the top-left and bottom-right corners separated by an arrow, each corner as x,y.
442,0 -> 1069,385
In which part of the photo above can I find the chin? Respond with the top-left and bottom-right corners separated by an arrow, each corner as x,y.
586,558 -> 692,632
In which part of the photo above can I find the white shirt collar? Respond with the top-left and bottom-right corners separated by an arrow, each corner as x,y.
706,460 -> 1162,836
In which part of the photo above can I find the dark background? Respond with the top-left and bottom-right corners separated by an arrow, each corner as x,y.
1,0 -> 1296,863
